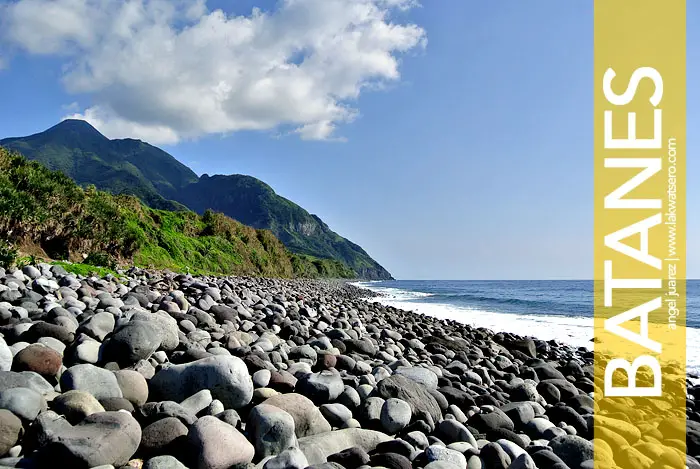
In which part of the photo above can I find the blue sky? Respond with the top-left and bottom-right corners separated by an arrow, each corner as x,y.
0,1 -> 695,280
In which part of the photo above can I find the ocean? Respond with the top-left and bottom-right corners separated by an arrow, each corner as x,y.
354,279 -> 700,376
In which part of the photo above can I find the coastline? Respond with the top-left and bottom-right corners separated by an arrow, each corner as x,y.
0,265 -> 693,468
356,280 -> 700,378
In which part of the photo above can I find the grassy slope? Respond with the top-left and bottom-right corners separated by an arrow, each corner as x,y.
1,120 -> 392,280
175,174 -> 393,279
0,147 -> 355,278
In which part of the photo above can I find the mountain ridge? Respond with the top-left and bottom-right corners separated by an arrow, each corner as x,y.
0,120 -> 393,279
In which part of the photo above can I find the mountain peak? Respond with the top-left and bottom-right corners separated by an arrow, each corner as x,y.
47,119 -> 108,140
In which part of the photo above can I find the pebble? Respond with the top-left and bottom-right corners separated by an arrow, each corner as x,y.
0,264 -> 685,469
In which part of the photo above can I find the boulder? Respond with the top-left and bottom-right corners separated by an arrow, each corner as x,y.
36,411 -> 141,467
264,393 -> 332,437
298,429 -> 392,464
373,374 -> 442,423
187,415 -> 254,469
0,387 -> 47,420
248,404 -> 298,458
60,364 -> 123,400
150,355 -> 253,409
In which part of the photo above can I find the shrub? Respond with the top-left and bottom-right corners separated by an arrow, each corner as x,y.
0,240 -> 17,268
83,252 -> 118,270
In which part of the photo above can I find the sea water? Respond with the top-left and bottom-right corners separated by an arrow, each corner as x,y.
354,280 -> 700,376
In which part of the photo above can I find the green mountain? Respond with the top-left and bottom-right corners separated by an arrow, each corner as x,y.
0,120 -> 198,210
0,120 -> 392,279
0,147 -> 356,278
175,174 -> 392,280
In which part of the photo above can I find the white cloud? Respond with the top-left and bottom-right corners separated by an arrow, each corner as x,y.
1,0 -> 426,143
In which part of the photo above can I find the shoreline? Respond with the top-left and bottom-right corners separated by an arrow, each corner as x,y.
0,265 -> 694,468
355,280 -> 700,379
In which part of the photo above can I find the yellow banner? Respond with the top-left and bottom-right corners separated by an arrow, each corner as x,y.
594,1 -> 686,469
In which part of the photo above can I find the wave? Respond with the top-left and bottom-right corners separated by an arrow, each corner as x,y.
360,283 -> 588,317
424,292 -> 590,315
358,282 -> 700,377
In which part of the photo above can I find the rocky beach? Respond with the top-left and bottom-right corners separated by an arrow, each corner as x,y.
0,263 -> 694,469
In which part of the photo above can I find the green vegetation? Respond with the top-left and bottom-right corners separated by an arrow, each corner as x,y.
176,174 -> 393,279
290,254 -> 357,279
1,120 -> 392,279
0,120 -> 197,211
0,147 -> 356,278
0,240 -> 18,269
54,262 -> 119,278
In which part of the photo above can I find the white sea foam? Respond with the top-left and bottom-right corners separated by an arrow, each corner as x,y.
356,282 -> 700,377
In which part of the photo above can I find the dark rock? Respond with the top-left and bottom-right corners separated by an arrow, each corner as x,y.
140,417 -> 188,457
103,320 -> 162,365
297,370 -> 344,405
374,374 -> 442,424
327,447 -> 370,469
369,452 -> 412,469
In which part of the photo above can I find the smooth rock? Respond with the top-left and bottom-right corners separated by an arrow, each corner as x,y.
380,398 -> 411,434
248,404 -> 298,458
187,415 -> 254,469
263,447 -> 309,469
113,370 -> 149,407
103,321 -> 162,365
0,387 -> 46,421
374,374 -> 442,423
0,410 -> 22,456
150,355 -> 253,409
60,364 -> 123,400
52,390 -> 106,424
298,429 -> 392,465
36,411 -> 141,467
296,370 -> 344,405
264,393 -> 332,437
144,455 -> 188,469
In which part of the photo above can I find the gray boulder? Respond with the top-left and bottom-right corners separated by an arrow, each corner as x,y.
380,398 -> 411,434
0,387 -> 47,420
52,390 -> 106,424
103,320 -> 162,364
425,445 -> 467,469
0,371 -> 54,397
394,367 -> 439,390
150,355 -> 253,409
373,374 -> 442,423
0,338 -> 12,372
320,403 -> 353,428
152,312 -> 179,352
248,404 -> 298,458
79,312 -> 115,341
298,429 -> 392,465
549,435 -> 594,468
180,389 -> 213,415
60,364 -> 123,400
113,370 -> 149,406
296,370 -> 344,405
188,415 -> 254,469
36,411 -> 141,467
264,447 -> 309,469
264,393 -> 332,437
144,455 -> 188,469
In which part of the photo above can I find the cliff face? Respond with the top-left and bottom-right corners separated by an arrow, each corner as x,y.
175,175 -> 393,280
